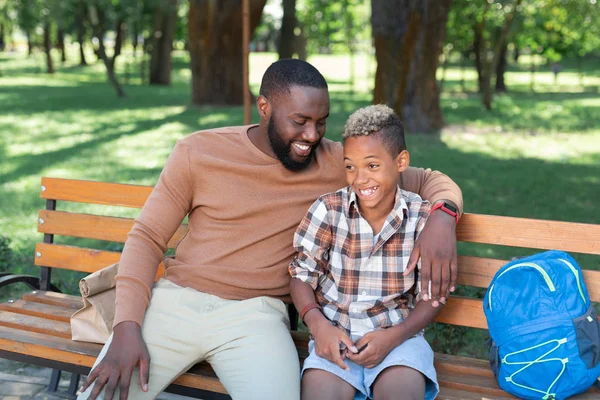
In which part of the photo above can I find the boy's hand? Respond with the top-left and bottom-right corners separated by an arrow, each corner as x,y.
310,317 -> 357,371
404,208 -> 458,307
346,330 -> 396,369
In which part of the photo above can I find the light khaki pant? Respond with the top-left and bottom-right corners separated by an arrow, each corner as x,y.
78,279 -> 300,400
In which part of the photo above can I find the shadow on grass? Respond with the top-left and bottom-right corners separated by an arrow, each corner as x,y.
440,89 -> 600,133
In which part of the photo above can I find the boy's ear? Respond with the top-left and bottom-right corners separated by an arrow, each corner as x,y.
396,150 -> 410,173
257,95 -> 270,120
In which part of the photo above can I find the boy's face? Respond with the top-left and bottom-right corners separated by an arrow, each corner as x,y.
343,134 -> 409,215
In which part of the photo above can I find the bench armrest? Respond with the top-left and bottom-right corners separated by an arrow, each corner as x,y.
0,273 -> 60,292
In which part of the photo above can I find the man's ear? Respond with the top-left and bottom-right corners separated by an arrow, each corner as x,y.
396,150 -> 410,173
257,95 -> 270,120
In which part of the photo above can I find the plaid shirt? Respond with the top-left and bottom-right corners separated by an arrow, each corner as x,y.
289,186 -> 430,340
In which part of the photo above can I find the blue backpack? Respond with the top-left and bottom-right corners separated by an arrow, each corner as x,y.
484,250 -> 600,399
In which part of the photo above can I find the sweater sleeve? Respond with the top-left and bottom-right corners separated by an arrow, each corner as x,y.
114,141 -> 194,327
399,167 -> 463,215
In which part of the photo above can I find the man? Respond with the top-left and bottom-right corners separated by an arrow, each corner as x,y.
78,59 -> 462,400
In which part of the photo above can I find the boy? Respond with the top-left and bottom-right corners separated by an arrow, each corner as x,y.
289,105 -> 444,400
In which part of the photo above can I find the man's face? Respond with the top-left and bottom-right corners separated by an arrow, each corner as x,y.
267,86 -> 330,171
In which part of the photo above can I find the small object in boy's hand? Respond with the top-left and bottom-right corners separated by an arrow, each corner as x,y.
357,343 -> 368,353
339,342 -> 347,351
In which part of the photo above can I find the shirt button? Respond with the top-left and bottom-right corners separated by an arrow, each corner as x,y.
362,291 -> 367,296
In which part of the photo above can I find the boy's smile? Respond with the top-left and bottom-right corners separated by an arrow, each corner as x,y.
343,134 -> 410,230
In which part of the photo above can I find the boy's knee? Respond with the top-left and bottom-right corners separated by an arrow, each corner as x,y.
372,366 -> 425,400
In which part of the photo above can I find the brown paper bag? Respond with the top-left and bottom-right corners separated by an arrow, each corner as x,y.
70,263 -> 119,344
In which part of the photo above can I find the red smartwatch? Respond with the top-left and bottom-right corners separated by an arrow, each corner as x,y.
431,201 -> 460,223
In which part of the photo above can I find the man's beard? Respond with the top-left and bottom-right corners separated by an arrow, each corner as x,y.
267,117 -> 318,171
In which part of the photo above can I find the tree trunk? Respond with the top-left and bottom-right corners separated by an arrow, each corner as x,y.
26,30 -> 33,55
529,51 -> 535,92
372,0 -> 451,133
495,40 -> 508,92
57,27 -> 66,63
473,24 -> 484,93
131,22 -> 139,56
480,0 -> 521,110
513,46 -> 519,62
44,23 -> 55,74
89,6 -> 125,97
150,0 -> 178,85
278,0 -> 296,59
76,10 -> 88,66
578,57 -> 584,88
0,23 -> 5,52
188,0 -> 267,105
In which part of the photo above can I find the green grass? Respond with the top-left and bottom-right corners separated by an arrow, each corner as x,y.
1,48 -> 599,358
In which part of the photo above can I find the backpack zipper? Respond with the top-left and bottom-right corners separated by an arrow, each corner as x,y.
558,258 -> 587,305
489,262 -> 555,311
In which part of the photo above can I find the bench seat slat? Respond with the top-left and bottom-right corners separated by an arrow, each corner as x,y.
34,243 -> 166,278
457,214 -> 600,255
0,311 -> 72,339
38,210 -> 187,248
436,387 -> 514,399
41,177 -> 152,208
0,300 -> 73,323
22,291 -> 83,310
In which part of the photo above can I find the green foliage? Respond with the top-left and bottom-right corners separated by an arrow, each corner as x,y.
296,0 -> 370,55
0,235 -> 13,271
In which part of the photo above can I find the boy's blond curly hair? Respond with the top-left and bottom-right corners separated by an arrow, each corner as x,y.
342,104 -> 406,155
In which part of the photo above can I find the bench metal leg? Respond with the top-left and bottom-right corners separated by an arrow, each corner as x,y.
48,369 -> 61,392
68,373 -> 81,396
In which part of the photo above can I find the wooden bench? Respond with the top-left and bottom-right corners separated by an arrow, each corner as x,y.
0,177 -> 599,399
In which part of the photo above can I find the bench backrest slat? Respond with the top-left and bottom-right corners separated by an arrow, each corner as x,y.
38,210 -> 187,248
457,214 -> 600,255
41,177 -> 152,208
34,243 -> 166,278
457,255 -> 600,303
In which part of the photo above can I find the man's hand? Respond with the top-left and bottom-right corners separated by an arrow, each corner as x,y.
78,321 -> 150,400
346,330 -> 397,369
404,207 -> 458,307
307,312 -> 357,371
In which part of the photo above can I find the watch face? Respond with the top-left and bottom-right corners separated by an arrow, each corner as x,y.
444,202 -> 458,214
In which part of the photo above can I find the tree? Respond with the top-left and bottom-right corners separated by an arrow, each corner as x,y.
88,2 -> 126,97
188,0 -> 266,105
149,0 -> 178,85
278,0 -> 296,59
56,25 -> 66,63
76,0 -> 88,65
475,0 -> 522,109
42,16 -> 54,73
14,0 -> 39,56
372,0 -> 452,133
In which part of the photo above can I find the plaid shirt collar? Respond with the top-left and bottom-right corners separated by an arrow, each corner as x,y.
347,185 -> 409,227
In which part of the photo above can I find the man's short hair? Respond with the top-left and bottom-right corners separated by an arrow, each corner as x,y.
259,59 -> 328,100
342,104 -> 406,156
